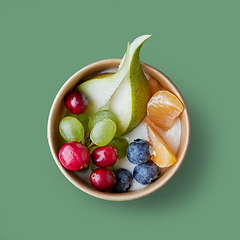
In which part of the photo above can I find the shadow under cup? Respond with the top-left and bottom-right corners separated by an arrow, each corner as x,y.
47,59 -> 191,201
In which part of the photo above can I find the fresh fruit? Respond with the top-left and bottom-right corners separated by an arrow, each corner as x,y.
133,161 -> 160,185
90,160 -> 116,172
75,162 -> 90,172
88,145 -> 98,155
148,78 -> 162,96
88,110 -> 117,130
58,141 -> 90,171
107,165 -> 116,172
64,90 -> 88,114
91,145 -> 118,167
90,168 -> 116,192
66,111 -> 89,132
145,122 -> 177,167
77,35 -> 152,135
147,90 -> 184,130
109,137 -> 129,159
113,168 -> 133,193
90,119 -> 117,146
59,116 -> 84,142
57,35 -> 182,193
126,139 -> 151,164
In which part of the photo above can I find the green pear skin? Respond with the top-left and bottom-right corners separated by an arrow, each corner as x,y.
125,45 -> 151,134
108,37 -> 151,135
77,35 -> 152,136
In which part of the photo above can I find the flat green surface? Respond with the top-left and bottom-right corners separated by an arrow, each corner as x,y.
0,0 -> 239,239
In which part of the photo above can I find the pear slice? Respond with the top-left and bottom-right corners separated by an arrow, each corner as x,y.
77,35 -> 152,135
107,35 -> 152,135
77,44 -> 131,116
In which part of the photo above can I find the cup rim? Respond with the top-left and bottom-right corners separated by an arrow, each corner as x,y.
47,59 -> 191,201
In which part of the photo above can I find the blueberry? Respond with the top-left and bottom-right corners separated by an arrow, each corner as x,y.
127,139 -> 151,164
133,161 -> 160,185
113,168 -> 133,193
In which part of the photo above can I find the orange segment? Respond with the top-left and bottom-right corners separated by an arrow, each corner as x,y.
148,78 -> 163,96
147,90 -> 184,130
146,122 -> 177,168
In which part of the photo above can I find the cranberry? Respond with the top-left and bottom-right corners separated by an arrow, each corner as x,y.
90,168 -> 116,192
91,145 -> 118,167
64,90 -> 88,114
58,141 -> 90,171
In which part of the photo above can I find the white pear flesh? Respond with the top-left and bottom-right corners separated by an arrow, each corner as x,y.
108,72 -> 132,135
77,34 -> 152,135
77,44 -> 131,117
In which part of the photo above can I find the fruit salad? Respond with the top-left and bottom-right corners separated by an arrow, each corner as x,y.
57,35 -> 184,192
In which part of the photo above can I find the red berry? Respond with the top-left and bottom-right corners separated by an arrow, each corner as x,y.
58,142 -> 90,171
90,168 -> 116,192
91,145 -> 118,167
64,90 -> 88,114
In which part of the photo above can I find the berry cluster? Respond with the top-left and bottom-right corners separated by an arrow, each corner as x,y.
58,90 -> 161,193
127,139 -> 160,185
58,90 -> 132,192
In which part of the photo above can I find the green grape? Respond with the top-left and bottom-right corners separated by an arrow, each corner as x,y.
81,137 -> 86,145
107,165 -> 116,172
88,110 -> 117,130
66,110 -> 89,132
90,159 -> 97,171
109,137 -> 129,159
59,116 -> 84,142
75,113 -> 89,132
88,145 -> 98,155
90,119 -> 116,146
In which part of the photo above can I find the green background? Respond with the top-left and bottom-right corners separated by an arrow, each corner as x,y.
0,0 -> 239,239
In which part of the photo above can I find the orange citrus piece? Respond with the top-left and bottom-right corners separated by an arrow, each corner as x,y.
148,78 -> 163,96
146,122 -> 177,168
147,90 -> 184,130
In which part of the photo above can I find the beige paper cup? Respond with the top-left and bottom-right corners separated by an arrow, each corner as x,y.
47,59 -> 190,201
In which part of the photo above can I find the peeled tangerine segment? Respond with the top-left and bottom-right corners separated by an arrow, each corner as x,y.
146,122 -> 177,168
148,78 -> 163,96
147,90 -> 184,130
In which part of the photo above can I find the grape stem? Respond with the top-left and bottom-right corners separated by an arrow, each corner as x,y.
87,142 -> 95,149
